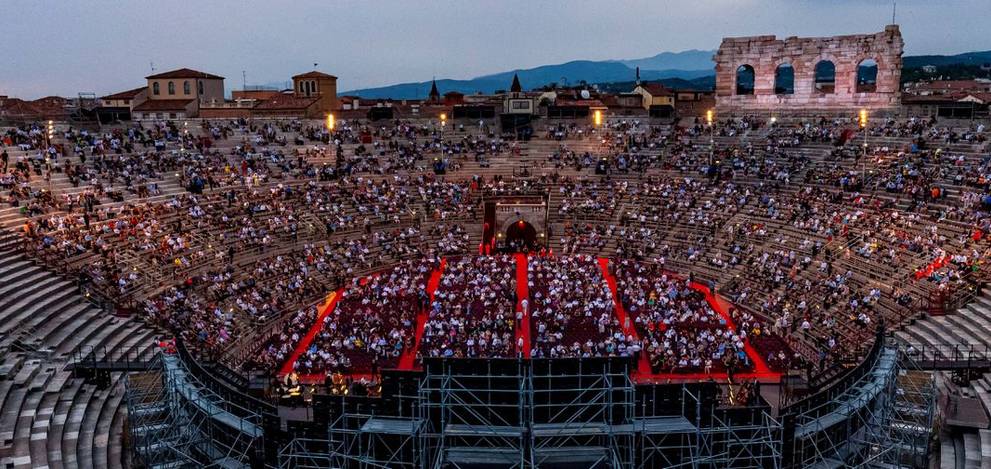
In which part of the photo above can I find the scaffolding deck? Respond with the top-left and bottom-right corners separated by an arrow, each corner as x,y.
444,447 -> 522,465
634,416 -> 697,433
532,422 -> 612,437
444,424 -> 523,437
534,446 -> 610,463
359,417 -> 424,435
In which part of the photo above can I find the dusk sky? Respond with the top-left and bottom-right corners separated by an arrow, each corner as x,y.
3,0 -> 989,99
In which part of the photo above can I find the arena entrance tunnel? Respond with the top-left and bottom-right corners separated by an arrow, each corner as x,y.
504,219 -> 538,252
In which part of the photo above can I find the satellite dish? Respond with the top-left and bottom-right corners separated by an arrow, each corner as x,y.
580,90 -> 591,99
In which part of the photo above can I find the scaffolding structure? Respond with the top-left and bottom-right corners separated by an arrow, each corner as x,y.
419,360 -> 529,468
786,342 -> 935,468
268,345 -> 931,469
126,353 -> 265,468
529,360 -> 635,468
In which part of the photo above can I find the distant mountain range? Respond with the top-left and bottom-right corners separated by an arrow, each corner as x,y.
903,51 -> 991,68
340,49 -> 991,100
341,50 -> 715,99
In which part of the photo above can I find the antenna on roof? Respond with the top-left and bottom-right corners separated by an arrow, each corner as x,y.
313,63 -> 318,69
242,70 -> 247,91
892,0 -> 897,24
150,61 -> 155,72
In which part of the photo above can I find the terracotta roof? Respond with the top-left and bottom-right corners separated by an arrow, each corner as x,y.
253,95 -> 319,110
133,99 -> 194,112
146,68 -> 224,80
101,87 -> 145,100
553,99 -> 607,108
910,80 -> 991,92
637,83 -> 674,96
292,71 -> 337,80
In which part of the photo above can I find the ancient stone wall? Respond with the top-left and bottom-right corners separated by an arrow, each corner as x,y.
714,25 -> 903,115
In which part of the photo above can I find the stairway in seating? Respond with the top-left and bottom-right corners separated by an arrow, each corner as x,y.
895,290 -> 991,351
0,243 -> 157,469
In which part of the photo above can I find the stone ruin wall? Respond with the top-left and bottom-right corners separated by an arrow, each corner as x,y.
714,25 -> 904,115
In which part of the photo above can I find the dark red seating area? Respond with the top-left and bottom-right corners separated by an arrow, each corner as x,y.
291,258 -> 436,374
528,255 -> 637,358
614,260 -> 751,374
420,256 -> 517,359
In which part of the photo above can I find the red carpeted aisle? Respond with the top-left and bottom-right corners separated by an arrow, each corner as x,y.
398,258 -> 447,370
515,253 -> 531,358
690,281 -> 776,376
597,258 -> 651,376
598,257 -> 780,383
278,288 -> 344,377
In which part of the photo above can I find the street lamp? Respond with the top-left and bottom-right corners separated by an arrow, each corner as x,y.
326,113 -> 335,131
859,109 -> 868,175
705,109 -> 715,169
439,113 -> 447,141
46,120 -> 54,148
593,109 -> 603,127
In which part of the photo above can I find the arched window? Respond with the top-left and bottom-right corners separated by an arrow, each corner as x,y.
856,59 -> 878,92
815,61 -> 836,93
183,80 -> 191,95
311,80 -> 317,94
736,64 -> 755,95
152,82 -> 160,95
774,63 -> 794,95
167,81 -> 175,95
198,81 -> 204,95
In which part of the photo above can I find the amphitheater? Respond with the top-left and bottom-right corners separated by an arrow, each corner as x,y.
0,106 -> 989,469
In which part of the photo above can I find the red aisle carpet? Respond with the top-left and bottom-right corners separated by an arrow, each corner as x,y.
689,281 -> 777,378
278,288 -> 344,377
597,258 -> 651,376
398,258 -> 447,370
598,257 -> 780,383
515,253 -> 531,358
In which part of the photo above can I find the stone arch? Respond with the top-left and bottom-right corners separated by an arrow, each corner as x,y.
736,64 -> 755,95
814,60 -> 837,93
774,62 -> 795,95
498,213 -> 545,239
856,58 -> 879,93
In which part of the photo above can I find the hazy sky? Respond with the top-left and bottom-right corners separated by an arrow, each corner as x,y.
2,0 -> 988,99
